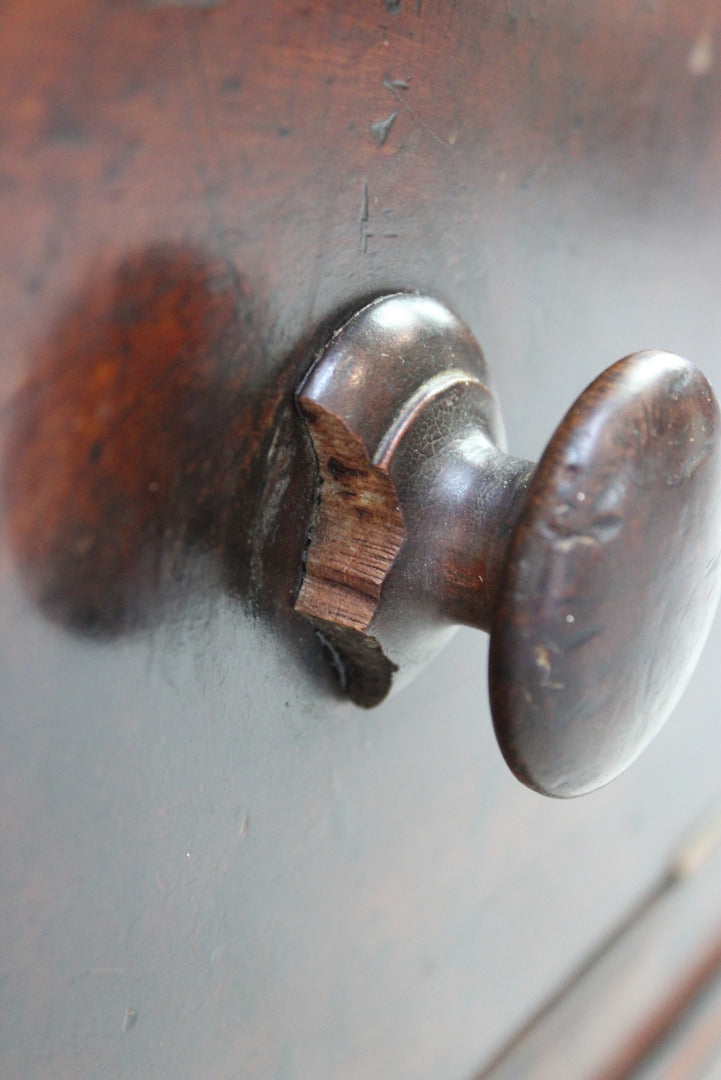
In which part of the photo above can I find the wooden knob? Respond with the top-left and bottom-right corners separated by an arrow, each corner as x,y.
294,295 -> 721,796
490,351 -> 721,796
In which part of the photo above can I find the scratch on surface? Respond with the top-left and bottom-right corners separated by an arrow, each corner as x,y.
534,643 -> 565,690
357,180 -> 400,251
123,1007 -> 138,1033
146,835 -> 238,986
383,77 -> 453,148
177,13 -> 249,312
358,180 -> 370,254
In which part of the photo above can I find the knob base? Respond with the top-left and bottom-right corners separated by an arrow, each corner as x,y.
294,293 -> 504,704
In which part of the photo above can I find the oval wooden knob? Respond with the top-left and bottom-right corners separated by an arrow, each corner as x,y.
294,295 -> 721,796
489,351 -> 721,795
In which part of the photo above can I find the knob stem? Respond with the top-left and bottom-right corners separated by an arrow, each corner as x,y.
383,410 -> 534,633
435,445 -> 535,632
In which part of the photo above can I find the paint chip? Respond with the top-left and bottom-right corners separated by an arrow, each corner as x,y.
370,111 -> 398,146
123,1008 -> 138,1033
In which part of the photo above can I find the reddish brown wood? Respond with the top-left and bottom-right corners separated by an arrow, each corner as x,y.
294,398 -> 406,635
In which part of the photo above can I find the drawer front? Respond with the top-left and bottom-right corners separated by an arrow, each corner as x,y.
2,3 -> 721,1078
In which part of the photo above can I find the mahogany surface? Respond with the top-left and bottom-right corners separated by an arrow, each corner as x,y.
4,2 -> 721,1078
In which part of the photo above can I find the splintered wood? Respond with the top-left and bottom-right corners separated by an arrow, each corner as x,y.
294,397 -> 406,633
